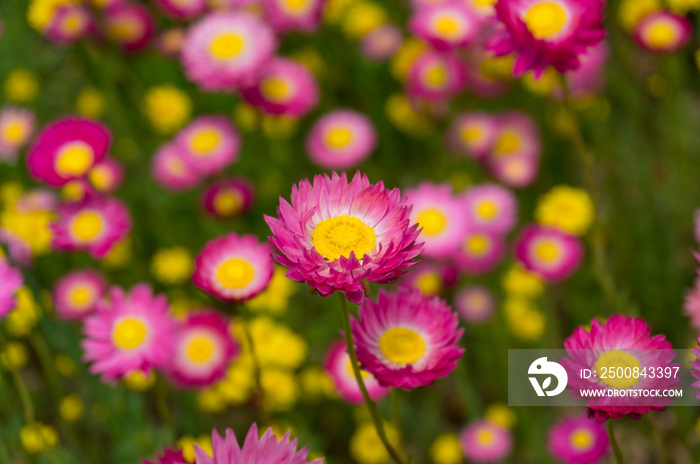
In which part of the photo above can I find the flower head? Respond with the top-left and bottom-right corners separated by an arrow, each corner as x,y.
262,0 -> 325,33
463,183 -> 517,234
548,413 -> 609,464
143,86 -> 192,134
82,284 -> 179,382
535,185 -> 594,235
27,117 -> 110,187
175,116 -> 240,177
460,419 -> 513,463
448,113 -> 499,160
514,224 -> 583,281
202,178 -> 254,218
361,24 -> 404,61
455,228 -> 505,274
455,285 -> 496,323
410,2 -> 479,50
324,340 -> 389,404
154,0 -> 207,20
152,142 -> 200,191
45,4 -> 91,44
635,11 -> 691,53
351,288 -> 464,389
306,110 -> 377,169
0,106 -> 35,161
144,449 -> 191,464
265,172 -> 422,303
0,260 -> 23,318
53,269 -> 106,320
407,51 -> 465,101
105,2 -> 155,52
193,233 -> 274,302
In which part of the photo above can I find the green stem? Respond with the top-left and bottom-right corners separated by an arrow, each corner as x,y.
155,375 -> 173,429
339,295 -> 405,464
241,321 -> 263,398
0,329 -> 34,425
391,388 -> 406,460
606,420 -> 624,464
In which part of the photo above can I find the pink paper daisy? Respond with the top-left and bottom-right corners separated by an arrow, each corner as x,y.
324,340 -> 389,404
154,0 -> 207,20
105,2 -> 155,52
0,106 -> 35,162
0,260 -> 23,318
447,112 -> 499,160
175,116 -> 240,177
45,4 -> 92,44
514,224 -> 583,281
194,424 -> 323,464
351,288 -> 464,390
242,57 -> 319,117
361,24 -> 404,62
88,158 -> 124,194
406,51 -> 465,101
306,110 -> 377,169
262,0 -> 325,34
82,284 -> 179,382
489,0 -> 606,77
152,142 -> 200,192
405,182 -> 469,259
634,11 -> 691,54
460,419 -> 513,463
50,195 -> 132,259
410,2 -> 479,51
562,315 -> 679,422
27,117 -> 110,187
455,228 -> 505,274
401,261 -> 458,296
490,152 -> 540,188
181,12 -> 276,91
463,183 -> 517,234
144,449 -> 191,464
193,233 -> 274,302
53,269 -> 107,321
201,177 -> 254,218
455,285 -> 495,323
265,171 -> 423,303
167,310 -> 239,388
683,275 -> 700,332
548,413 -> 609,464
0,229 -> 33,267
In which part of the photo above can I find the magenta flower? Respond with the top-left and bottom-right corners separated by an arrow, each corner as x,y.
88,158 -> 124,194
144,449 -> 190,464
460,419 -> 513,463
489,0 -> 605,77
514,224 -> 583,281
45,4 -> 92,44
152,142 -> 200,192
455,229 -> 505,275
53,269 -> 107,321
325,340 -> 389,405
463,183 -> 517,234
265,172 -> 423,303
0,106 -> 35,162
407,51 -> 465,101
201,177 -> 254,218
634,11 -> 691,54
351,288 -> 464,390
455,285 -> 496,323
262,0 -> 325,34
105,2 -> 155,52
0,259 -> 23,318
306,110 -> 377,170
154,0 -> 207,20
175,116 -> 240,177
548,413 -> 609,464
194,424 -> 323,464
361,24 -> 404,62
448,112 -> 499,160
410,2 -> 479,51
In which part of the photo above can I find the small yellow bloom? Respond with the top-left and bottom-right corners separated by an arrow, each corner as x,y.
391,39 -> 427,82
4,69 -> 40,103
197,388 -> 228,414
214,356 -> 255,405
299,366 -> 335,400
101,237 -> 131,268
20,423 -> 59,454
479,54 -> 516,81
151,247 -> 193,285
239,317 -> 308,369
503,298 -> 546,341
27,0 -> 77,31
60,394 -> 84,422
1,341 -> 28,370
667,0 -> 700,13
535,185 -> 594,236
76,86 -> 106,118
0,209 -> 54,257
261,368 -> 299,412
55,354 -> 77,377
246,266 -> 298,315
349,422 -> 399,464
177,435 -> 213,463
233,103 -> 259,131
385,93 -> 431,137
429,433 -> 462,464
123,370 -> 156,391
6,287 -> 40,337
0,182 -> 23,207
289,49 -> 325,78
485,403 -> 517,429
143,85 -> 192,134
342,1 -> 386,39
618,0 -> 660,31
324,0 -> 356,23
262,115 -> 298,138
502,264 -> 544,298
522,67 -> 560,96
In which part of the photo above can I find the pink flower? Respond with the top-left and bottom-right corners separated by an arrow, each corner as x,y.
166,310 -> 239,388
489,0 -> 606,77
105,2 -> 155,52
306,110 -> 376,169
175,116 -> 240,177
154,0 -> 207,20
181,12 -> 276,91
401,261 -> 458,296
463,183 -> 517,234
406,51 -> 465,101
324,340 -> 389,404
634,11 -> 691,54
152,142 -> 200,192
460,419 -> 513,462
562,315 -> 679,422
548,413 -> 609,464
242,57 -> 319,117
562,41 -> 608,98
144,449 -> 191,464
265,172 -> 423,303
262,0 -> 325,34
683,275 -> 700,331
361,24 -> 403,61
515,224 -> 583,281
193,233 -> 274,302
53,269 -> 107,320
82,284 -> 179,382
410,2 -> 479,51
27,117 -> 110,187
46,4 -> 92,44
194,424 -> 323,464
88,158 -> 124,194
447,112 -> 499,160
50,195 -> 132,259
455,229 -> 505,274
201,177 -> 254,218
0,260 -> 23,318
455,285 -> 495,323
0,106 -> 35,162
351,288 -> 464,390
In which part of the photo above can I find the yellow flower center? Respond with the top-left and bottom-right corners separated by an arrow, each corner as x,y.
312,215 -> 377,261
261,77 -> 291,102
166,157 -> 186,176
535,241 -> 559,262
282,0 -> 309,12
416,272 -> 442,295
476,200 -> 497,219
71,211 -> 104,243
424,64 -> 447,87
55,143 -> 94,177
379,327 -> 427,365
69,285 -> 93,308
108,19 -> 141,42
595,350 -> 641,389
466,235 -> 489,255
190,129 -> 220,155
476,429 -> 494,445
3,122 -> 24,143
474,0 -> 497,6
345,359 -> 371,380
216,258 -> 255,289
62,12 -> 85,35
185,334 -> 215,364
209,33 -> 245,60
326,127 -> 353,149
112,317 -> 148,350
494,130 -> 521,155
647,22 -> 676,49
570,429 -> 593,450
213,190 -> 243,216
88,166 -> 111,191
523,2 -> 568,40
416,208 -> 447,236
434,16 -> 460,38
460,125 -> 482,143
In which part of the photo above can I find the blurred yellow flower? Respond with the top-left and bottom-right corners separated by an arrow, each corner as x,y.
233,103 -> 259,131
61,179 -> 89,203
391,39 -> 427,82
123,370 -> 156,391
667,0 -> 700,14
101,237 -> 132,269
324,0 -> 356,23
177,435 -> 213,463
522,67 -> 559,96
55,354 -> 77,377
59,394 -> 84,422
246,266 -> 298,315
485,403 -> 517,429
262,115 -> 298,138
385,93 -> 431,137
535,185 -> 594,236
239,317 -> 308,369
479,54 -> 516,81
4,69 -> 40,103
20,423 -> 59,454
76,86 -> 106,119
504,298 -> 546,341
151,247 -> 193,285
349,422 -> 399,464
214,356 -> 256,405
502,264 -> 544,299
27,0 -> 77,31
0,182 -> 23,207
289,48 -> 325,78
429,433 -> 462,464
6,287 -> 40,337
342,1 -> 386,39
1,341 -> 28,370
261,368 -> 299,412
414,270 -> 443,296
618,0 -> 660,32
299,366 -> 335,400
143,85 -> 192,134
0,209 -> 54,256
197,388 -> 228,414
